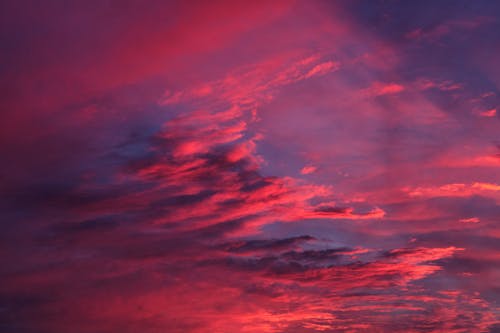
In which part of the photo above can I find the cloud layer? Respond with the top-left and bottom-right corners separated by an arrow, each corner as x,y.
0,1 -> 499,332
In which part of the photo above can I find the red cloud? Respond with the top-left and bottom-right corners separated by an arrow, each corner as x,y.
459,217 -> 480,223
479,108 -> 497,117
2,2 -> 498,332
300,165 -> 317,175
403,182 -> 500,204
363,82 -> 405,96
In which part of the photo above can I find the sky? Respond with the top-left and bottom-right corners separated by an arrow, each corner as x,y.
0,0 -> 499,332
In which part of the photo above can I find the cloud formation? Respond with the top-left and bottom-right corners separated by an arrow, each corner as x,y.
0,1 -> 499,332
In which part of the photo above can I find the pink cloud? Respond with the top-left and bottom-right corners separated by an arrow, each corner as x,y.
416,78 -> 463,91
2,2 -> 498,332
404,182 -> 500,199
479,108 -> 497,117
472,182 -> 500,191
459,217 -> 480,223
433,152 -> 500,168
300,165 -> 317,175
303,61 -> 340,78
159,54 -> 340,111
364,82 -> 405,96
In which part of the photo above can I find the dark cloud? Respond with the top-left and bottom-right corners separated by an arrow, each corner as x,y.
221,235 -> 315,253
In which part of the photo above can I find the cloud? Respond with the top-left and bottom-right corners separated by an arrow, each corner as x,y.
4,49 -> 487,332
459,217 -> 480,223
363,82 -> 405,96
220,235 -> 315,254
405,17 -> 493,42
404,182 -> 500,201
300,165 -> 317,175
2,1 -> 499,332
479,109 -> 497,117
159,55 -> 340,110
415,78 -> 463,91
434,154 -> 500,168
472,182 -> 500,191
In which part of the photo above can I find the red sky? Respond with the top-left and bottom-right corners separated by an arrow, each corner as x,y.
1,1 -> 499,332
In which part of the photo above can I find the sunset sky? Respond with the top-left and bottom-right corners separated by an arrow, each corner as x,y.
1,1 -> 499,332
